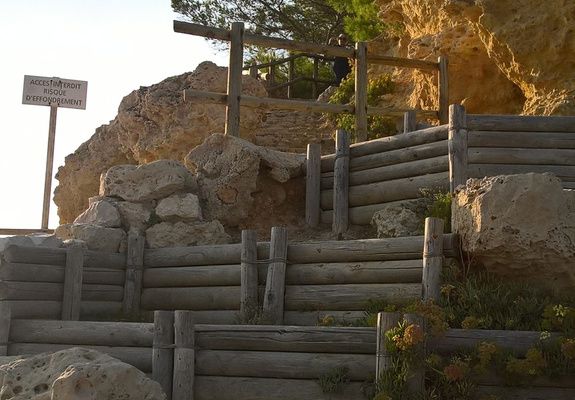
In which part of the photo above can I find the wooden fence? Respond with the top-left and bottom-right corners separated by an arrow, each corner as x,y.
1,310 -> 571,400
306,119 -> 450,231
310,105 -> 575,233
174,20 -> 448,141
0,221 -> 456,325
448,104 -> 575,191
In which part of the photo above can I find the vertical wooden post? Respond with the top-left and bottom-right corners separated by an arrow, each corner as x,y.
422,217 -> 444,302
262,226 -> 288,324
225,22 -> 244,137
61,244 -> 84,320
448,104 -> 468,193
305,143 -> 321,227
249,64 -> 258,79
376,312 -> 401,383
312,57 -> 319,99
404,313 -> 426,394
269,65 -> 276,88
0,302 -> 11,356
41,104 -> 58,229
403,110 -> 417,133
123,230 -> 145,316
355,42 -> 368,142
333,129 -> 350,238
438,56 -> 449,125
288,59 -> 295,98
153,311 -> 175,400
240,230 -> 258,321
173,311 -> 195,400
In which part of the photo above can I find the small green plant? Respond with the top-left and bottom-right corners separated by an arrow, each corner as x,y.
421,189 -> 452,233
328,74 -> 396,142
318,366 -> 351,393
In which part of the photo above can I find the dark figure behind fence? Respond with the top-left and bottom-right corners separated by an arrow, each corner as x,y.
332,34 -> 352,86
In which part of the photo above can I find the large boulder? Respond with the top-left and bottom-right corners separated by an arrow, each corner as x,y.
55,224 -> 126,253
371,199 -> 430,238
453,173 -> 575,289
373,0 -> 574,116
0,347 -> 165,399
100,160 -> 197,202
74,200 -> 121,228
156,193 -> 202,222
185,133 -> 306,232
55,62 -> 267,224
145,221 -> 230,248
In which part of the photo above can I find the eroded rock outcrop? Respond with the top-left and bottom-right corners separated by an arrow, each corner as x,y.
55,62 -> 266,224
453,173 -> 575,290
373,0 -> 574,116
185,133 -> 306,233
0,348 -> 165,400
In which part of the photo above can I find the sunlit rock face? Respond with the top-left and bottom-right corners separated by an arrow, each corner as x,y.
373,0 -> 574,116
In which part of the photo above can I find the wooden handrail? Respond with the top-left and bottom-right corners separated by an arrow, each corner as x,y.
243,53 -> 333,70
0,228 -> 54,235
367,55 -> 439,71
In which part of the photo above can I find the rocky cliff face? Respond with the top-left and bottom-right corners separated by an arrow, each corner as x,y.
373,0 -> 575,116
55,62 -> 334,224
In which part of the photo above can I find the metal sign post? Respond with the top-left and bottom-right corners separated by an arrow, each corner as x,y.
22,75 -> 88,230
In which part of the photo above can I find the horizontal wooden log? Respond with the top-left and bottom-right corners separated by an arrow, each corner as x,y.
321,155 -> 449,189
195,377 -> 366,400
0,262 -> 124,285
0,229 -> 53,235
321,172 -> 450,209
367,54 -> 439,71
284,310 -> 367,326
468,147 -> 575,166
2,245 -> 125,269
564,182 -> 575,189
321,198 -> 421,226
10,319 -> 153,347
195,350 -> 374,380
287,234 -> 458,262
143,264 -> 241,288
476,373 -> 575,389
349,140 -> 448,172
0,281 -> 123,302
286,260 -> 422,285
468,130 -> 575,149
321,125 -> 448,170
468,163 -> 575,180
173,20 -> 355,58
183,89 -> 355,114
141,286 -> 240,310
366,107 -> 438,119
195,325 -> 376,354
467,114 -> 575,133
8,343 -> 151,372
477,385 -> 575,400
285,283 -> 421,311
428,328 -> 561,355
5,300 -> 122,319
144,243 -> 270,267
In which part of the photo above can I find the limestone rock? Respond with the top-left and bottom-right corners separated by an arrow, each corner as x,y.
373,0 -> 574,116
115,201 -> 153,232
54,61 -> 266,224
74,200 -> 121,228
371,199 -> 430,238
100,160 -> 197,202
55,224 -> 126,253
145,220 -> 230,248
453,173 -> 575,289
156,193 -> 202,222
0,348 -> 165,400
0,236 -> 34,252
185,133 -> 306,229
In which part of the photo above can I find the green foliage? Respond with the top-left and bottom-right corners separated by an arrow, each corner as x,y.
439,264 -> 575,332
421,190 -> 452,233
328,74 -> 396,141
318,366 -> 351,393
327,0 -> 385,41
172,0 -> 345,44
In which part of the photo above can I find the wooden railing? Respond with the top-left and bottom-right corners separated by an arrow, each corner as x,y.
174,20 -> 448,141
245,53 -> 336,99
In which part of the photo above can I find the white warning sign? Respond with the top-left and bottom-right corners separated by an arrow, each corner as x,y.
22,75 -> 88,110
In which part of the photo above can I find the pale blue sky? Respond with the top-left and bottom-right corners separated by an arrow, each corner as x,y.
0,0 -> 227,230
